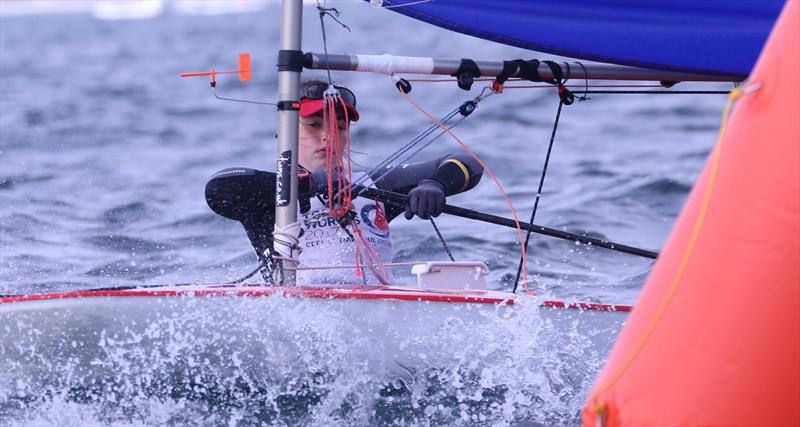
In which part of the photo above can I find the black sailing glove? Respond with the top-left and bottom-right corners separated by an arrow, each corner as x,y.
405,179 -> 446,220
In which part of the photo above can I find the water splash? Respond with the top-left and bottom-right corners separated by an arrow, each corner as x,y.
1,293 -> 623,425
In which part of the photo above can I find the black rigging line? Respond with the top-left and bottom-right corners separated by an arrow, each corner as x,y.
575,61 -> 590,102
512,100 -> 564,293
317,3 -> 350,86
429,217 -> 456,261
77,261 -> 269,293
233,261 -> 269,284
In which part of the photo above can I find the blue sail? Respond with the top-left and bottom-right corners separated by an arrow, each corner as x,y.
373,0 -> 783,77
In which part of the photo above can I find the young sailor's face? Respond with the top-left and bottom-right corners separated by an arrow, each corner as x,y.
298,115 -> 348,172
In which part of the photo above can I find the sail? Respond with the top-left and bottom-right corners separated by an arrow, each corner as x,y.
582,1 -> 799,425
373,0 -> 783,77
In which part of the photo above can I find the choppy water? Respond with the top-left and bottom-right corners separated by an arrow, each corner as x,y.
1,1 -> 730,425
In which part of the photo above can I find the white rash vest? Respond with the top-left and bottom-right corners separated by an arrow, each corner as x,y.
297,173 -> 393,285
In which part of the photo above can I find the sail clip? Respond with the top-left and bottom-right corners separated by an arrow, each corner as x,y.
451,59 -> 481,91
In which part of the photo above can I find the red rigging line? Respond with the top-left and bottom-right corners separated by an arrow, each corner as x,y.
395,86 -> 534,294
323,92 -> 390,285
324,94 -> 354,219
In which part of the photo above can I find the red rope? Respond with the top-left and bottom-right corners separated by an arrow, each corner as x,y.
323,92 -> 390,285
325,95 -> 352,218
397,89 -> 534,294
353,226 -> 391,286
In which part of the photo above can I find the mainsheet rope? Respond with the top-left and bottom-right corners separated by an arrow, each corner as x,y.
310,5 -> 667,289
429,217 -> 456,262
313,4 -> 540,288
352,107 -> 463,190
344,103 -> 486,266
512,99 -> 564,293
395,83 -> 534,294
392,74 -> 725,293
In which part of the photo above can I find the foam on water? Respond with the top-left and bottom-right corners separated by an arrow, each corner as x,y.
1,294 -> 621,425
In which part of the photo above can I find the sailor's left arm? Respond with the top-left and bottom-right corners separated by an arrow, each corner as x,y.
371,154 -> 483,220
371,153 -> 483,195
424,154 -> 483,196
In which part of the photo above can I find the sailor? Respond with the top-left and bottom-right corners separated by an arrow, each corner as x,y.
205,80 -> 483,284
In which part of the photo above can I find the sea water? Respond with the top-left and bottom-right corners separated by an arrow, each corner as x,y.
0,2 -> 727,425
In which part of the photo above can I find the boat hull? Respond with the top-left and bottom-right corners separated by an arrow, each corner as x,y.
1,285 -> 628,423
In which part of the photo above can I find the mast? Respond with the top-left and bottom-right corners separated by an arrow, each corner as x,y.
274,0 -> 303,285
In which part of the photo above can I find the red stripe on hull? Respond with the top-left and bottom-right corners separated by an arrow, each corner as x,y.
0,286 -> 514,305
1,286 -> 632,311
540,299 -> 633,312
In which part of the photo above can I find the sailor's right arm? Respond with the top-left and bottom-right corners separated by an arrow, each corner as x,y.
204,167 -> 329,254
205,168 -> 277,255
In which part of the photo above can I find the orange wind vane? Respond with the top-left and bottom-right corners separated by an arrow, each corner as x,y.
179,53 -> 274,106
180,52 -> 251,84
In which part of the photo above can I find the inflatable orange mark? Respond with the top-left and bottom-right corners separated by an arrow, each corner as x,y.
583,1 -> 800,426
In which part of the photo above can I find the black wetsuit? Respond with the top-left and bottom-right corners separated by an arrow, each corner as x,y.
205,154 -> 483,257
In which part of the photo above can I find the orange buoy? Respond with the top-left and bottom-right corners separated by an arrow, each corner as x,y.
582,1 -> 800,426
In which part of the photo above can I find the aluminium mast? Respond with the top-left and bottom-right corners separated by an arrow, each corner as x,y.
273,0 -> 304,285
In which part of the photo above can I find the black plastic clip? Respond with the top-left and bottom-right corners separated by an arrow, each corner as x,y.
451,59 -> 481,91
557,84 -> 575,105
459,100 -> 477,116
276,100 -> 300,111
277,50 -> 306,72
395,78 -> 412,94
334,208 -> 357,228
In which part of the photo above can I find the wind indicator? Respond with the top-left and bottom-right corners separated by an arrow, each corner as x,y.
179,52 -> 274,106
180,52 -> 251,84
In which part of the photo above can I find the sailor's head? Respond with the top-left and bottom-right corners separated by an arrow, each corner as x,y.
298,80 -> 359,171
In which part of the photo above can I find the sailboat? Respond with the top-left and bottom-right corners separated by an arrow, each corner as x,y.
1,0 -> 793,425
